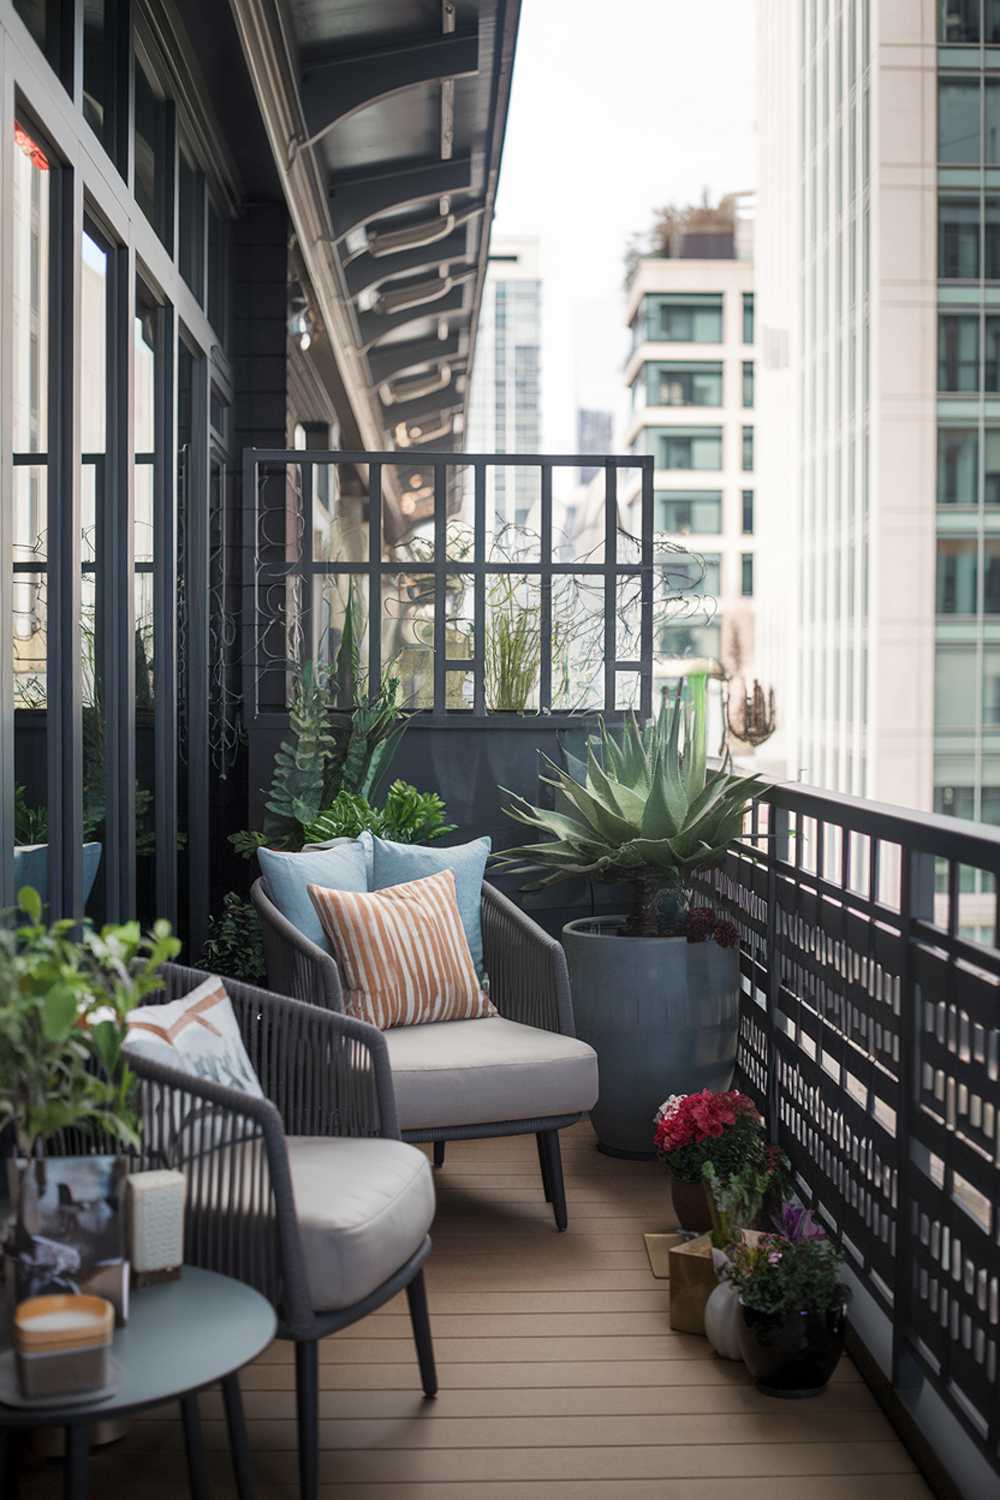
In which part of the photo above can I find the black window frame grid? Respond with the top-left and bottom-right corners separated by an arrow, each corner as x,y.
243,450 -> 656,728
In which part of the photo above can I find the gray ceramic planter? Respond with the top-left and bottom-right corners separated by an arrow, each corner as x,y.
562,917 -> 741,1157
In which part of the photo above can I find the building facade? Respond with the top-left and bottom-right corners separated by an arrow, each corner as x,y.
466,235 -> 542,527
623,245 -> 757,701
576,407 -> 613,483
755,0 -> 945,817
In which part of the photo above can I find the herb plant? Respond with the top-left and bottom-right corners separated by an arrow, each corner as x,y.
721,1223 -> 846,1316
0,889 -> 180,1159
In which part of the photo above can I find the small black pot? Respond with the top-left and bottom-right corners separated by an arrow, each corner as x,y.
738,1298 -> 848,1398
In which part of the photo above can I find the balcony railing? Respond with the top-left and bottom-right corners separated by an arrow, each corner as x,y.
697,782 -> 1000,1494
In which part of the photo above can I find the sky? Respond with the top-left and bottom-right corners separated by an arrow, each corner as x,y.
492,0 -> 757,463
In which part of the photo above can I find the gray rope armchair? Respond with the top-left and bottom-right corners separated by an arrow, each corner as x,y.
129,963 -> 437,1500
251,877 -> 599,1231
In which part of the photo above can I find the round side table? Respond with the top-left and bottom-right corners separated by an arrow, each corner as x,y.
0,1267 -> 276,1500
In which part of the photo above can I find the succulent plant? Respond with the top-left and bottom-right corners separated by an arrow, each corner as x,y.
494,672 -> 767,935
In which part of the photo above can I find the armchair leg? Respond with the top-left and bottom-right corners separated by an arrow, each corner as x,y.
433,1139 -> 446,1169
405,1270 -> 438,1398
538,1129 -> 568,1231
294,1340 -> 319,1500
535,1131 -> 553,1202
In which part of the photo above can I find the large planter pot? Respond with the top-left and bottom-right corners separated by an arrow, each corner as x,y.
738,1299 -> 848,1397
562,918 -> 740,1157
669,1176 -> 712,1232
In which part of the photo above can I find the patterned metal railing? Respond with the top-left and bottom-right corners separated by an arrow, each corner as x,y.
696,784 -> 1000,1482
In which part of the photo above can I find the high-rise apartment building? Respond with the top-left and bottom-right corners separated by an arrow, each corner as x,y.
576,407 -> 614,483
466,236 -> 542,528
623,206 -> 757,699
755,2 -> 947,816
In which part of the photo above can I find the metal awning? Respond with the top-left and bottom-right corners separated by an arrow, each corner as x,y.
230,0 -> 520,456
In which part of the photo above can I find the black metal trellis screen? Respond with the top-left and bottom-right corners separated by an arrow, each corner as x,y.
242,450 -> 656,725
695,785 -> 1000,1489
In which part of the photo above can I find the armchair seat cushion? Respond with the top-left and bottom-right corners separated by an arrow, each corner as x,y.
286,1137 -> 434,1311
384,1017 -> 599,1131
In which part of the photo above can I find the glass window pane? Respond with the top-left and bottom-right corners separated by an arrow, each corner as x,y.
208,200 -> 227,336
987,317 -> 1000,391
938,427 -> 978,504
939,198 -> 980,279
987,429 -> 1000,503
986,540 -> 1000,611
935,646 -> 977,727
646,294 -> 723,343
940,0 -> 981,41
939,314 -> 979,390
134,52 -> 172,248
135,280 -> 161,921
742,425 -> 754,470
646,361 -> 723,406
655,490 -> 722,534
742,360 -> 755,407
83,0 -> 123,168
659,619 -> 721,663
13,1 -> 68,81
988,0 -> 1000,44
178,139 -> 205,301
939,80 -> 980,165
742,489 -> 754,532
82,227 -> 109,920
742,293 -> 755,343
741,553 -> 754,597
989,81 -> 1000,165
661,553 -> 720,597
651,427 -> 722,470
936,538 -> 978,613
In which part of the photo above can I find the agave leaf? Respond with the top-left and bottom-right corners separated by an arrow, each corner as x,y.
599,720 -> 625,780
585,745 -> 647,825
639,745 -> 680,840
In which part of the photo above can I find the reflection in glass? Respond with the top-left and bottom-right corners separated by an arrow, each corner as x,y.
178,140 -> 205,301
939,80 -> 980,165
12,119 -> 52,897
134,52 -> 171,246
81,228 -> 109,918
938,427 -> 978,504
936,538 -> 978,613
382,573 -> 434,709
135,282 -> 160,918
83,0 -> 123,167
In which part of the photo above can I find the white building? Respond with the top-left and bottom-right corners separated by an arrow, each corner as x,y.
621,234 -> 757,705
466,235 -> 542,530
755,0 -> 938,812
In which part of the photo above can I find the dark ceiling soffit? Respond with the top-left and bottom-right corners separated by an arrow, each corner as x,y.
356,280 -> 472,350
344,225 -> 474,297
381,386 -> 464,427
300,27 -> 480,144
330,155 -> 473,239
366,332 -> 463,385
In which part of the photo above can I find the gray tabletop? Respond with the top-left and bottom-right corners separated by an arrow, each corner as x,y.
0,1267 -> 276,1427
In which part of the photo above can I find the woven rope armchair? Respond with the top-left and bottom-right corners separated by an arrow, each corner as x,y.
251,877 -> 599,1231
129,963 -> 437,1500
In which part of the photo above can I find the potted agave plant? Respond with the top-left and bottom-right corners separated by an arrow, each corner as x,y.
0,889 -> 179,1308
495,672 -> 767,1155
722,1205 -> 849,1397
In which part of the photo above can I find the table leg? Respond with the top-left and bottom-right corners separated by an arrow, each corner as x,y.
1,1427 -> 20,1500
221,1373 -> 256,1500
63,1424 -> 89,1500
180,1394 -> 209,1500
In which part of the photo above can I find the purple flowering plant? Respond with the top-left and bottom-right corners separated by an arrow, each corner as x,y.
720,1201 -> 847,1316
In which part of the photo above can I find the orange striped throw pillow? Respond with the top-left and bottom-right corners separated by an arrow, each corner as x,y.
307,868 -> 497,1029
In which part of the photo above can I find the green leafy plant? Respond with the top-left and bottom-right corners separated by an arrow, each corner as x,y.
493,672 -> 767,935
0,888 -> 181,1159
199,892 -> 266,985
703,1160 -> 778,1251
721,1222 -> 846,1316
303,780 -> 456,846
14,786 -> 47,846
260,660 -> 337,849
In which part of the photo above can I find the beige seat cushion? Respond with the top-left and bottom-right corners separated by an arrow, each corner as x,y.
286,1137 -> 435,1311
384,1017 -> 599,1131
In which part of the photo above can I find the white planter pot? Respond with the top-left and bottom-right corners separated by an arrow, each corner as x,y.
704,1248 -> 743,1360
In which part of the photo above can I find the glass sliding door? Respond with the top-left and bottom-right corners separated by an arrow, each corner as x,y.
11,117 -> 54,908
80,224 -> 111,920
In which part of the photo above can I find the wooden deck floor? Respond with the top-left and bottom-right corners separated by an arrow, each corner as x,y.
18,1122 -> 930,1499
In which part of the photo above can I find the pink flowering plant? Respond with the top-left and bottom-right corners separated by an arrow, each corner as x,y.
720,1211 -> 846,1315
653,1088 -> 787,1185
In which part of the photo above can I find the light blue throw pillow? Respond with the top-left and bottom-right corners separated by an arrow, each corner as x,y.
360,832 -> 491,978
258,841 -> 368,953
